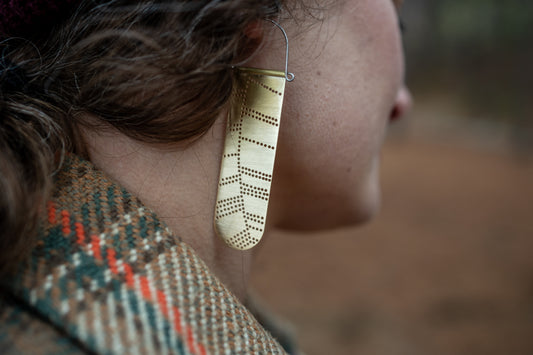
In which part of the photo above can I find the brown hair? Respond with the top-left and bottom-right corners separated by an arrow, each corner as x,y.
0,0 -> 295,275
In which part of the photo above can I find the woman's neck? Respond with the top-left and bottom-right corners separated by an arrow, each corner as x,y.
81,115 -> 253,302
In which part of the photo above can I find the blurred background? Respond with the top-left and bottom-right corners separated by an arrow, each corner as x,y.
251,1 -> 533,354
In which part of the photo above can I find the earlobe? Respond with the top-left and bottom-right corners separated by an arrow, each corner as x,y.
243,20 -> 265,40
238,21 -> 265,62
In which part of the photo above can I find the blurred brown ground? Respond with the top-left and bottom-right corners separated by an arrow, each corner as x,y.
250,101 -> 533,355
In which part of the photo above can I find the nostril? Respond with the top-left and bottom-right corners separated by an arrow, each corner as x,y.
390,86 -> 412,122
390,106 -> 401,121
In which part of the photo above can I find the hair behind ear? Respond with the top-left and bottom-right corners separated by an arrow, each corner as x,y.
0,97 -> 64,275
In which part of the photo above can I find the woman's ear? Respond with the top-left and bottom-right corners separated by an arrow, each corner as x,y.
244,20 -> 265,40
239,20 -> 265,60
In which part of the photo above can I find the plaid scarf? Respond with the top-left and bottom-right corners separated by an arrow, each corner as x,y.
0,154 -> 288,354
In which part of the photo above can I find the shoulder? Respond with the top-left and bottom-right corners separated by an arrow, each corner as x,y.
1,154 -> 287,355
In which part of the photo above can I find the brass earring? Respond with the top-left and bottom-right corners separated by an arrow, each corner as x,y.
214,21 -> 294,250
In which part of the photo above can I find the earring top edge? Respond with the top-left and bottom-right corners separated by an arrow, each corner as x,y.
235,67 -> 286,78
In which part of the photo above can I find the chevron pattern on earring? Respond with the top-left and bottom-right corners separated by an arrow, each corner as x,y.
214,67 -> 286,250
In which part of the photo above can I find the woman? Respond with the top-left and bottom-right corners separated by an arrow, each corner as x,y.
0,0 -> 411,354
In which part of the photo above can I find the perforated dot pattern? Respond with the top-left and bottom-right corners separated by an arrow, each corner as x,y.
214,67 -> 286,250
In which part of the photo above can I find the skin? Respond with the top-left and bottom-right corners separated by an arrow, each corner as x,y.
261,0 -> 412,229
83,0 -> 411,301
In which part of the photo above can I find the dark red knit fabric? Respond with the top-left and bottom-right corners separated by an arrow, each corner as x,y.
0,0 -> 81,39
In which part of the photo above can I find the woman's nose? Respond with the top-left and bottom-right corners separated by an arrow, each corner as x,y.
390,86 -> 413,122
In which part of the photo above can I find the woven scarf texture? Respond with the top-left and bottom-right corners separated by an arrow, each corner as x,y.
0,153 -> 288,355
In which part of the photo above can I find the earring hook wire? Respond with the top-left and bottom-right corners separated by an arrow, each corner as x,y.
268,19 -> 295,82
